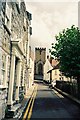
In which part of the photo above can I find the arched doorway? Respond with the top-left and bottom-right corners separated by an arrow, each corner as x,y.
38,63 -> 43,75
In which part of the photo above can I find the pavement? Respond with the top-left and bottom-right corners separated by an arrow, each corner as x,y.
53,86 -> 80,107
19,84 -> 36,119
43,80 -> 80,107
3,84 -> 35,120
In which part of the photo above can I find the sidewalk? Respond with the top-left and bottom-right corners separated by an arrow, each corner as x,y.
53,86 -> 80,107
3,84 -> 35,120
19,85 -> 35,119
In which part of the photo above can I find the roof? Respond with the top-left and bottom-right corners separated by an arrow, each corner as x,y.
50,58 -> 59,67
47,63 -> 59,73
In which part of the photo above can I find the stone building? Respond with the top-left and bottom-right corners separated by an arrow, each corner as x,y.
0,1 -> 11,119
29,46 -> 34,88
34,48 -> 46,80
0,0 -> 32,119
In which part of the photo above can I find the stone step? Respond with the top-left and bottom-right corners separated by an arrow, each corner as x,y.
5,104 -> 21,118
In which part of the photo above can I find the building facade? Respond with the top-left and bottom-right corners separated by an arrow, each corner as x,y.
47,59 -> 70,84
44,56 -> 70,85
44,56 -> 53,82
29,47 -> 34,88
34,48 -> 46,80
0,0 -> 32,119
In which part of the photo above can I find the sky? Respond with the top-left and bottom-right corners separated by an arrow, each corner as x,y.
25,0 -> 79,54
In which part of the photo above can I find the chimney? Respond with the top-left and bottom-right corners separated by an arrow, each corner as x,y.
50,56 -> 54,64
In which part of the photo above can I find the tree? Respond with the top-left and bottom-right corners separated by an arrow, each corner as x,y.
50,25 -> 80,98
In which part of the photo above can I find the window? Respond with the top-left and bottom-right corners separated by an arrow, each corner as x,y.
5,3 -> 12,30
23,17 -> 26,31
0,50 -> 2,85
1,54 -> 6,85
29,27 -> 32,35
38,63 -> 43,75
40,49 -> 42,55
26,11 -> 32,21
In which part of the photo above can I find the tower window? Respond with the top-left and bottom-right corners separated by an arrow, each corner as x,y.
40,49 -> 42,55
38,63 -> 43,75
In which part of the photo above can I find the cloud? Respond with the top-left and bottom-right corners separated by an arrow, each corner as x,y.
26,2 -> 78,54
25,0 -> 79,3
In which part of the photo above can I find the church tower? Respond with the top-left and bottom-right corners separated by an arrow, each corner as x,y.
34,47 -> 46,79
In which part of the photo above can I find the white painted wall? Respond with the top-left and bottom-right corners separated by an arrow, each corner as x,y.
52,68 -> 70,81
29,57 -> 34,88
44,59 -> 53,81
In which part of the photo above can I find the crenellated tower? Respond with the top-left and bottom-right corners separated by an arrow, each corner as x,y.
34,47 -> 46,79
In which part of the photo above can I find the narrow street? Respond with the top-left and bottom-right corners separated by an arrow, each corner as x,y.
23,80 -> 80,119
1,1 -> 80,120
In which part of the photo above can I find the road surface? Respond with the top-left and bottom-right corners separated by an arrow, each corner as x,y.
23,80 -> 80,119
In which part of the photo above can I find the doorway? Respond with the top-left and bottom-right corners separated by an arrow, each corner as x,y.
38,63 -> 43,75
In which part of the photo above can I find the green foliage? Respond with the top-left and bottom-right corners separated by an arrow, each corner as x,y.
50,25 -> 80,79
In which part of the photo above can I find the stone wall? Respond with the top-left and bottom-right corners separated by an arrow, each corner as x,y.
0,2 -> 11,119
0,0 -> 32,119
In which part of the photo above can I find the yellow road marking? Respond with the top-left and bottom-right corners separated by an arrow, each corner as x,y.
22,94 -> 34,120
22,87 -> 35,120
22,85 -> 38,120
27,85 -> 38,120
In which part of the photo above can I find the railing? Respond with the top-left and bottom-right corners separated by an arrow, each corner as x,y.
56,80 -> 79,99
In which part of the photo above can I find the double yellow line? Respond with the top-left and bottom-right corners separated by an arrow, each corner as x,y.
22,85 -> 38,120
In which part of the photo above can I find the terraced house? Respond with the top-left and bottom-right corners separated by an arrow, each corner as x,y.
0,0 -> 33,119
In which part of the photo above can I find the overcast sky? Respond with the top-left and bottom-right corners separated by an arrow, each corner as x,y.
25,0 -> 79,54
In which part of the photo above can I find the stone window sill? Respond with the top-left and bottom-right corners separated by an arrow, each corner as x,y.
0,85 -> 7,90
